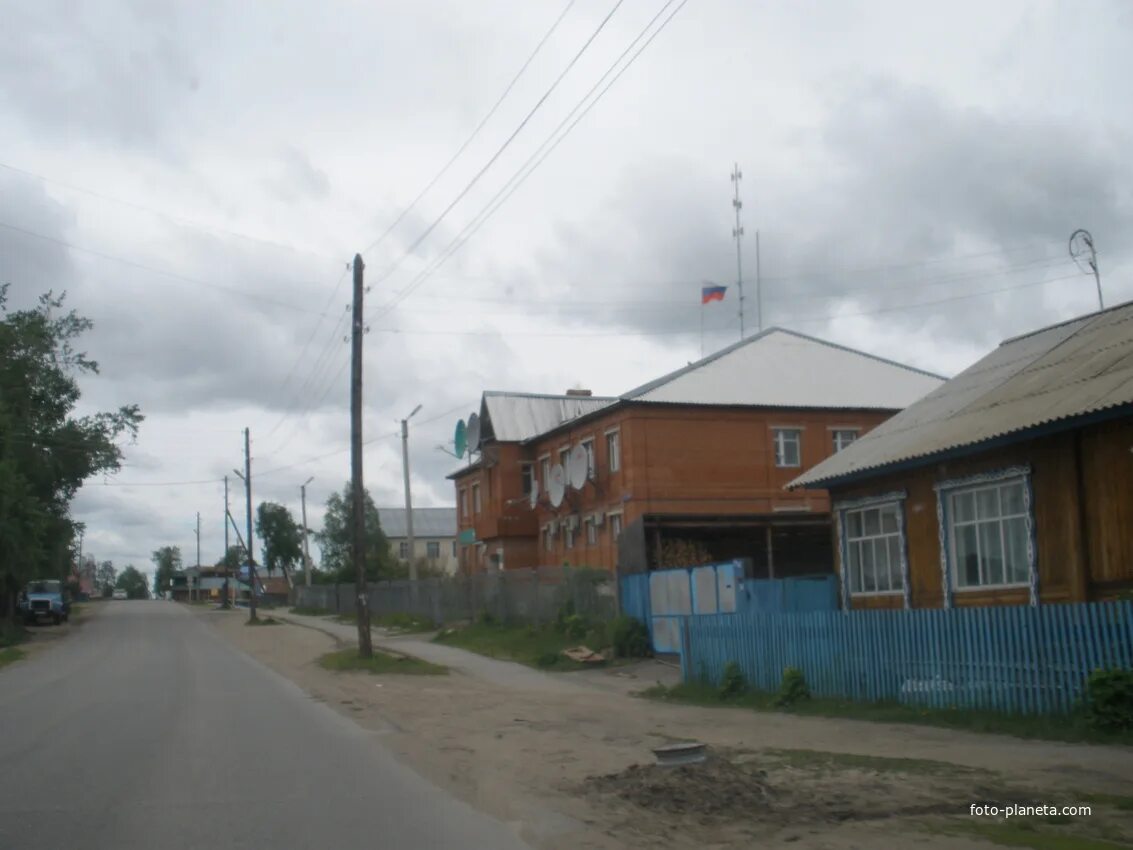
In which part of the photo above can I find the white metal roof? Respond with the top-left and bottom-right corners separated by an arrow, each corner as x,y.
790,300 -> 1133,488
622,327 -> 945,409
377,507 -> 456,538
480,391 -> 617,443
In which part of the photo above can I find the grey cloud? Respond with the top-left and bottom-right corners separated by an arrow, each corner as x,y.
269,148 -> 332,202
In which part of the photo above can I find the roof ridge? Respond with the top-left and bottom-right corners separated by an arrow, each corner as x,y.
999,297 -> 1133,346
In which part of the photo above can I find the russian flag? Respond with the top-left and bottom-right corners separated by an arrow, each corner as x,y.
701,284 -> 726,305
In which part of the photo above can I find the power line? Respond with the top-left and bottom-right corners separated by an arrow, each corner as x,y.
0,219 -> 335,318
359,0 -> 577,259
368,0 -> 690,324
363,0 -> 627,287
0,161 -> 345,264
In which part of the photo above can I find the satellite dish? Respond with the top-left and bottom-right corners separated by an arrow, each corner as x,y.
454,420 -> 467,458
548,464 -> 566,508
528,478 -> 540,510
466,413 -> 481,455
568,445 -> 588,489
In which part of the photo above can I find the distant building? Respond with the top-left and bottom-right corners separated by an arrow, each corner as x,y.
378,507 -> 458,575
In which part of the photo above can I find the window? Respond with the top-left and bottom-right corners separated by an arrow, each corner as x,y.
606,430 -> 621,472
585,518 -> 597,545
459,488 -> 468,519
539,455 -> 551,488
558,446 -> 570,468
832,429 -> 859,452
581,439 -> 595,479
565,524 -> 574,550
472,483 -> 481,514
773,428 -> 802,467
610,513 -> 623,540
520,463 -> 534,496
948,478 -> 1030,589
843,503 -> 904,594
398,541 -> 409,560
426,541 -> 440,559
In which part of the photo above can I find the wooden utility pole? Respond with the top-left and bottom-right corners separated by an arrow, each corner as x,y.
301,477 -> 314,587
244,427 -> 258,622
351,253 -> 373,656
194,512 -> 201,602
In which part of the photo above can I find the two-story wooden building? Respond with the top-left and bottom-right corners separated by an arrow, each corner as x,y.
450,328 -> 943,576
790,301 -> 1133,608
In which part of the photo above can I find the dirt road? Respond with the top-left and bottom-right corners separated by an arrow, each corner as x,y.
207,609 -> 1133,850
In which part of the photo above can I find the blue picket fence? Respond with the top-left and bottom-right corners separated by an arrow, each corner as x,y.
683,600 -> 1133,715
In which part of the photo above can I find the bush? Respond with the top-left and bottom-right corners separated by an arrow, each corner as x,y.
775,667 -> 811,707
1085,668 -> 1133,731
610,615 -> 650,658
719,661 -> 747,700
560,613 -> 588,640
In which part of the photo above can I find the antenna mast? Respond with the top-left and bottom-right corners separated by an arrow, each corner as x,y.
1069,229 -> 1103,311
731,163 -> 745,339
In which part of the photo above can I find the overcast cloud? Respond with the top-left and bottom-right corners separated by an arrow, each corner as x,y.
2,0 -> 1130,582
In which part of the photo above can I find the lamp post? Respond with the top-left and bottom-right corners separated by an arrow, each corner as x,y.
401,404 -> 422,584
301,477 -> 314,587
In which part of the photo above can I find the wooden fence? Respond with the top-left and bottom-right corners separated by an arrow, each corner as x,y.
683,601 -> 1133,715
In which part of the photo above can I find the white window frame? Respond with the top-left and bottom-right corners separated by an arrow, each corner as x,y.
398,541 -> 410,560
606,428 -> 621,473
459,488 -> 468,519
935,467 -> 1036,605
538,455 -> 551,488
472,483 -> 481,514
426,541 -> 440,559
831,428 -> 859,453
609,511 -> 623,541
564,523 -> 574,550
520,462 -> 534,496
772,427 -> 802,468
835,492 -> 910,609
585,517 -> 597,545
558,445 -> 570,468
580,438 -> 596,480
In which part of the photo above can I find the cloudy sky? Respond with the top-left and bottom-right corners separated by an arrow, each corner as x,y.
3,0 -> 1131,581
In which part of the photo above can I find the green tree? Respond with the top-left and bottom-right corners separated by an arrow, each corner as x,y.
96,560 -> 117,598
151,546 -> 182,596
255,502 -> 302,579
0,286 -> 142,625
214,545 -> 244,571
314,484 -> 401,583
115,565 -> 150,600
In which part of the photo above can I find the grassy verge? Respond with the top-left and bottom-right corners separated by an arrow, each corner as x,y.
433,621 -> 610,670
0,646 -> 27,670
290,606 -> 333,617
318,648 -> 447,675
640,682 -> 1133,747
374,612 -> 437,633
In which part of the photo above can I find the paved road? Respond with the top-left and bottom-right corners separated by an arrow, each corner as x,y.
0,602 -> 530,850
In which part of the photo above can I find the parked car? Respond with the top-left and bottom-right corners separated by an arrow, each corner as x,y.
112,589 -> 128,600
17,580 -> 70,626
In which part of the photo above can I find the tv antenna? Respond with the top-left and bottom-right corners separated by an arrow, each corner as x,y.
1069,229 -> 1103,310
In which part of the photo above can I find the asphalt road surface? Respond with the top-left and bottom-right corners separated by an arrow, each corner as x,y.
0,602 -> 530,850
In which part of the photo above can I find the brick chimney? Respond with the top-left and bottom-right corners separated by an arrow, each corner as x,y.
565,388 -> 592,397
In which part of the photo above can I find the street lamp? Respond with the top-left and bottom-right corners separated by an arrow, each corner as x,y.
301,477 -> 315,588
402,405 -> 423,584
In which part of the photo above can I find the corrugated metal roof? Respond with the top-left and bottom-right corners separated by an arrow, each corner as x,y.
377,507 -> 456,538
481,391 -> 617,443
622,327 -> 945,409
790,301 -> 1133,488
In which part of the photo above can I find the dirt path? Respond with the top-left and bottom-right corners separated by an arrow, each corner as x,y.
207,608 -> 1133,850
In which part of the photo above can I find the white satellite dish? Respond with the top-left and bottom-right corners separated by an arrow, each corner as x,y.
466,413 -> 480,455
548,464 -> 566,508
528,478 -> 540,510
568,444 -> 588,490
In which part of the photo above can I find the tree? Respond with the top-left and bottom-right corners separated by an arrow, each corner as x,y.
0,287 -> 142,625
314,483 -> 401,583
96,560 -> 117,598
214,546 -> 244,571
115,565 -> 149,600
255,502 -> 303,579
151,546 -> 181,596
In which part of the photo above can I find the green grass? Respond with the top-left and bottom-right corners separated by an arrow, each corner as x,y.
0,647 -> 27,669
290,606 -> 333,617
317,648 -> 447,675
639,682 -> 1133,746
433,621 -> 608,670
374,612 -> 438,633
924,819 -> 1133,850
0,622 -> 29,649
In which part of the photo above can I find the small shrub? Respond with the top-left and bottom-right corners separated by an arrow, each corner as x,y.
610,615 -> 650,658
775,667 -> 811,707
719,661 -> 747,700
584,623 -> 610,650
1085,668 -> 1133,731
560,613 -> 588,640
